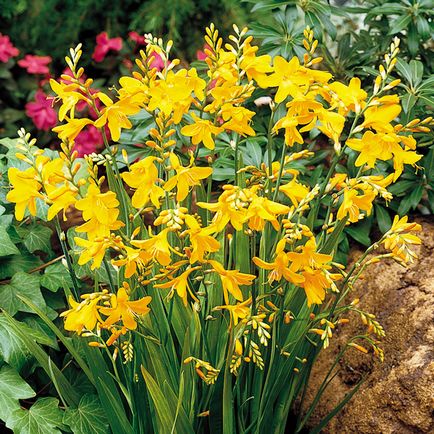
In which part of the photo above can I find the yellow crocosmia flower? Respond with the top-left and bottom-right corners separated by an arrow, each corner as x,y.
75,236 -> 113,270
253,239 -> 304,285
184,67 -> 207,102
75,183 -> 124,239
100,283 -> 151,330
317,109 -> 345,146
287,238 -> 333,272
221,104 -> 256,136
273,115 -> 303,147
50,79 -> 89,121
360,95 -> 401,133
61,295 -> 102,334
147,70 -> 196,118
131,228 -> 172,266
118,76 -> 149,105
346,131 -> 421,181
300,268 -> 330,306
240,40 -> 273,85
46,184 -> 78,221
94,93 -> 141,142
264,56 -> 331,103
53,117 -> 94,143
163,153 -> 213,202
215,297 -> 252,325
327,77 -> 367,115
6,166 -> 43,221
181,113 -> 223,150
184,215 -> 220,264
279,177 -> 310,206
336,188 -> 376,223
206,48 -> 237,83
245,196 -> 290,231
382,215 -> 422,264
154,266 -> 200,306
112,246 -> 151,278
122,156 -> 164,209
206,83 -> 254,114
208,260 -> 255,304
197,185 -> 251,232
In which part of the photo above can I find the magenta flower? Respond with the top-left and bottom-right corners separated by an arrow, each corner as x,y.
92,32 -> 123,62
25,90 -> 57,131
18,55 -> 52,74
73,125 -> 104,157
0,33 -> 19,63
149,51 -> 165,71
128,31 -> 146,45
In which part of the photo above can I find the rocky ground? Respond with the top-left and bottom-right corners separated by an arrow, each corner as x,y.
305,217 -> 434,434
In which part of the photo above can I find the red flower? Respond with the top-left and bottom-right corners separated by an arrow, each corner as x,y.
18,55 -> 52,74
0,33 -> 19,63
149,51 -> 165,71
128,31 -> 146,45
196,44 -> 211,61
92,32 -> 123,62
73,125 -> 104,157
25,90 -> 57,131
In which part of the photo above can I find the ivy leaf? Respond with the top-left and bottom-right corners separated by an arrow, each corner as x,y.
16,224 -> 53,255
41,262 -> 73,292
0,272 -> 45,316
6,397 -> 66,434
0,225 -> 20,256
63,394 -> 109,434
0,314 -> 54,371
0,365 -> 35,423
0,247 -> 43,279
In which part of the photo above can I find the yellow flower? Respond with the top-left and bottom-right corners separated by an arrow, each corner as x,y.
273,115 -> 303,147
336,188 -> 376,223
221,104 -> 256,136
245,196 -> 290,231
6,166 -> 43,220
131,228 -> 172,266
94,93 -> 141,141
154,266 -> 200,306
181,113 -> 223,150
279,177 -> 310,207
360,95 -> 401,133
382,215 -> 422,263
287,238 -> 332,272
50,79 -> 89,121
184,215 -> 220,264
75,236 -> 113,270
75,183 -> 124,239
300,268 -> 330,306
53,117 -> 94,143
208,260 -> 255,304
112,246 -> 151,278
122,156 -> 164,209
253,239 -> 304,285
46,184 -> 79,221
61,295 -> 102,334
240,40 -> 273,85
163,153 -> 213,202
197,185 -> 252,232
214,298 -> 252,325
327,77 -> 367,115
100,283 -> 151,330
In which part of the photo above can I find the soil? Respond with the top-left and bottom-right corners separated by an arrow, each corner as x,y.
304,216 -> 434,434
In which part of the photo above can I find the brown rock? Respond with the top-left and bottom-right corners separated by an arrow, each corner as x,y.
304,217 -> 434,434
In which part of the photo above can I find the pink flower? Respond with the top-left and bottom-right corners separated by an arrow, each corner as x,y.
149,51 -> 165,71
129,31 -> 146,45
196,44 -> 212,61
73,125 -> 104,157
18,55 -> 52,74
92,32 -> 123,62
0,33 -> 19,63
25,90 -> 57,131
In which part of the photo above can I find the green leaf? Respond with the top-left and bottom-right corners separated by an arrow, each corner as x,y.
16,224 -> 53,255
0,365 -> 35,423
389,14 -> 412,35
63,394 -> 109,434
0,272 -> 45,316
6,397 -> 66,434
345,223 -> 371,247
0,247 -> 43,279
0,225 -> 20,256
41,262 -> 73,292
374,204 -> 392,233
409,60 -> 424,86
